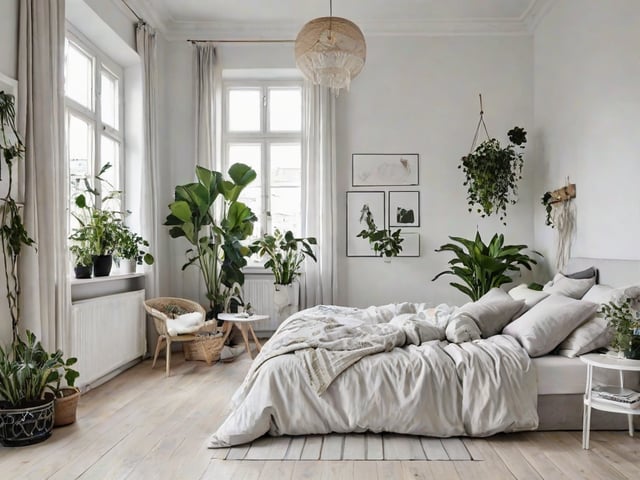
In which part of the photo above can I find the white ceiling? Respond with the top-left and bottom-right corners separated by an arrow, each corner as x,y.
128,0 -> 555,39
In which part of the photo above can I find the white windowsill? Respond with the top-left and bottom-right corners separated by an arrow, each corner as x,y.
70,272 -> 144,285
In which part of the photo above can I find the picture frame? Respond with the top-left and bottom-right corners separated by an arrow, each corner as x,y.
352,153 -> 419,186
389,191 -> 420,227
397,233 -> 420,257
346,191 -> 385,257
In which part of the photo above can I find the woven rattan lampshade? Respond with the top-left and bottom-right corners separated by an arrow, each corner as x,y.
295,16 -> 366,95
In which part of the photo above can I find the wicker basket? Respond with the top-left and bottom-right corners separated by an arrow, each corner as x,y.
183,333 -> 225,364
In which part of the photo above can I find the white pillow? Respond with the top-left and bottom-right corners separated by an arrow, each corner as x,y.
458,288 -> 525,338
508,284 -> 550,316
502,294 -> 598,357
445,313 -> 481,344
582,284 -> 616,304
543,273 -> 595,299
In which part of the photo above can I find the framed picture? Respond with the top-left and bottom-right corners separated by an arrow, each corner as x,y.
352,153 -> 419,186
346,191 -> 385,257
0,72 -> 18,200
389,191 -> 420,227
397,233 -> 420,257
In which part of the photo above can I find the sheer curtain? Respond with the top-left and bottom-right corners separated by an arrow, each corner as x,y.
193,43 -> 216,169
302,83 -> 337,307
17,0 -> 67,350
135,22 -> 159,299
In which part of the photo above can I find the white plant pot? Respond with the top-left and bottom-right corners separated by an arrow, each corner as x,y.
119,259 -> 137,274
273,283 -> 299,318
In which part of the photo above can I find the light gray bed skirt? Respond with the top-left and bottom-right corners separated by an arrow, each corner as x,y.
537,394 -> 640,430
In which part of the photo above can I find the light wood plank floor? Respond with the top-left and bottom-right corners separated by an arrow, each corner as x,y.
1,351 -> 638,480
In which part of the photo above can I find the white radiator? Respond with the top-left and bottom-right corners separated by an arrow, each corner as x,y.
243,275 -> 299,333
70,289 -> 146,389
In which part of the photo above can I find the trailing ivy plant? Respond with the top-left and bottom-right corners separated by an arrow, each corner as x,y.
460,126 -> 527,225
432,231 -> 539,301
357,204 -> 403,257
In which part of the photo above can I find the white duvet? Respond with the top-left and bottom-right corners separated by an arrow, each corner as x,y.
209,304 -> 538,448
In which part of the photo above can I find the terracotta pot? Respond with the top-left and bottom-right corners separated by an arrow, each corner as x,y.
54,387 -> 81,427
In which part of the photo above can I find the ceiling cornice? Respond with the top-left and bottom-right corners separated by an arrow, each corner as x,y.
126,0 -> 556,42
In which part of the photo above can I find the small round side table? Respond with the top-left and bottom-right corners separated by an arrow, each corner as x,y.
218,313 -> 269,359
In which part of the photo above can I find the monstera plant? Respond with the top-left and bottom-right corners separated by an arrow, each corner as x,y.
432,232 -> 539,301
164,164 -> 257,316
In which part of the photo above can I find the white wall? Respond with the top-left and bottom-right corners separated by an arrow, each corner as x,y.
0,0 -> 18,79
533,0 -> 640,267
336,35 -> 534,307
0,0 -> 19,346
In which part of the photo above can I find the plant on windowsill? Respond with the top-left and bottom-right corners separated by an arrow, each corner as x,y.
432,231 -> 539,301
164,163 -> 258,318
70,241 -> 94,279
250,229 -> 317,313
113,226 -> 154,274
357,204 -> 403,259
600,296 -> 640,360
460,96 -> 527,226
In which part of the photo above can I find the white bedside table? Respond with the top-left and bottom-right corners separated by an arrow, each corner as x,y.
580,353 -> 640,449
218,313 -> 269,359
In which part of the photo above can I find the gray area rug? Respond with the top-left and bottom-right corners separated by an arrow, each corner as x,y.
212,434 -> 476,461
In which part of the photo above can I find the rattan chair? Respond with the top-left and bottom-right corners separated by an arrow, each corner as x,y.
144,297 -> 220,376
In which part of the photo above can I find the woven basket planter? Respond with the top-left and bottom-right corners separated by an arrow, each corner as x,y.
183,333 -> 224,365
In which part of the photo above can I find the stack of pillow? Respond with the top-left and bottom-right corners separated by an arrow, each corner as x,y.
449,267 -> 638,358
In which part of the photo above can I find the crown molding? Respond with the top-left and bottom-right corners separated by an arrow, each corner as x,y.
129,0 -> 554,42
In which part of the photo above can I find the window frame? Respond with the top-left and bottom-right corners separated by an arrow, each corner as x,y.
65,28 -> 125,217
221,79 -> 305,239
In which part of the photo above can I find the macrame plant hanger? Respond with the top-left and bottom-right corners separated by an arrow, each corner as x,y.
469,94 -> 491,153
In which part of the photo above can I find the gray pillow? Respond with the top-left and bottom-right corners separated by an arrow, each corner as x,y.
508,284 -> 550,317
543,273 -> 595,299
458,288 -> 525,338
565,267 -> 598,280
445,313 -> 481,344
557,314 -> 611,358
502,294 -> 598,357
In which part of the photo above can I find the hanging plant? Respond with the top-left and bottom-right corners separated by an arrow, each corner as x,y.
459,95 -> 527,225
541,191 -> 554,227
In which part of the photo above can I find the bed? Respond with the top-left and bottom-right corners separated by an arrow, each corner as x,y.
209,257 -> 640,448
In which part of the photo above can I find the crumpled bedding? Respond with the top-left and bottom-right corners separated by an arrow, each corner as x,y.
209,303 -> 538,448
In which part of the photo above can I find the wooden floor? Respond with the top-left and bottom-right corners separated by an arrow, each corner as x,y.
1,351 -> 639,480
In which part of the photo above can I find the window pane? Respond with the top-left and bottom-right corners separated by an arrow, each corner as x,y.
271,187 -> 301,236
228,89 -> 261,132
270,144 -> 301,187
65,41 -> 93,110
101,69 -> 119,129
269,88 -> 301,132
100,135 -> 121,212
68,113 -> 94,230
229,144 -> 262,236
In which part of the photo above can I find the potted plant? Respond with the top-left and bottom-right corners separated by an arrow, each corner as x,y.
251,229 -> 317,312
47,348 -> 80,428
70,241 -> 93,279
432,232 -> 539,301
114,226 -> 154,274
69,164 -> 125,277
460,98 -> 527,225
164,164 -> 257,317
356,204 -> 403,259
601,297 -> 640,360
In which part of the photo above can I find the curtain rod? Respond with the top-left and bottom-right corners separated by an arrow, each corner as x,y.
121,0 -> 143,23
188,39 -> 294,44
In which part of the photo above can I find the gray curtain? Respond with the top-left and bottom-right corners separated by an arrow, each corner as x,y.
17,0 -> 67,350
135,22 -> 159,300
193,43 -> 216,169
301,83 -> 337,307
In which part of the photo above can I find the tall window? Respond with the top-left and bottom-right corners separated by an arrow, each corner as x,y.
222,81 -> 303,240
64,33 -> 124,230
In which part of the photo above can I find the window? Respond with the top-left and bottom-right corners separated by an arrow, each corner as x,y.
64,33 -> 124,231
222,81 -> 303,242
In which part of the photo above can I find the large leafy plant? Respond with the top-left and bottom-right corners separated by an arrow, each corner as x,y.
164,164 -> 257,313
460,126 -> 527,225
0,331 -> 78,407
0,91 -> 35,342
357,204 -> 403,257
433,232 -> 538,301
251,229 -> 317,285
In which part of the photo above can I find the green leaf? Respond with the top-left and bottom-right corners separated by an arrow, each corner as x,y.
169,201 -> 192,222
